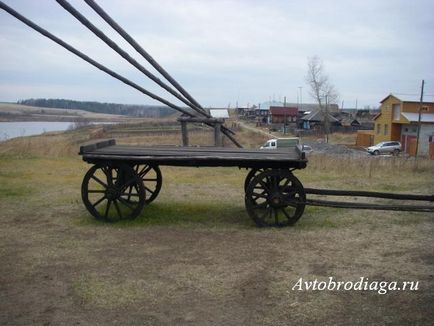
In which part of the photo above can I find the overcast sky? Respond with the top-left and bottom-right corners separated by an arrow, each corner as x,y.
1,0 -> 433,109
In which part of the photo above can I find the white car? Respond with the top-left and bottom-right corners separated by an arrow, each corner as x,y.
302,145 -> 313,154
367,141 -> 401,155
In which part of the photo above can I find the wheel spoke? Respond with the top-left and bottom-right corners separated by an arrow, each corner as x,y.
267,207 -> 273,221
144,186 -> 155,195
102,167 -> 113,185
280,207 -> 292,220
252,192 -> 267,199
258,180 -> 270,193
88,189 -> 105,193
138,165 -> 152,177
118,197 -> 135,210
90,175 -> 107,188
286,202 -> 299,208
256,207 -> 270,220
104,199 -> 112,218
92,195 -> 107,208
121,192 -> 140,197
126,185 -> 133,201
101,166 -> 112,185
252,202 -> 268,209
283,196 -> 301,207
281,178 -> 291,189
271,176 -> 279,191
113,200 -> 123,219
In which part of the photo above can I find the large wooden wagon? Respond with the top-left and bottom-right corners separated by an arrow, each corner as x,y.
80,139 -> 308,227
3,2 -> 432,227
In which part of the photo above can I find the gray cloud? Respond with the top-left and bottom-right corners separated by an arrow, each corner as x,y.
1,0 -> 433,107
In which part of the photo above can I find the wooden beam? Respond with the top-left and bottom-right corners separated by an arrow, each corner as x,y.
214,122 -> 222,147
180,121 -> 189,146
177,117 -> 224,124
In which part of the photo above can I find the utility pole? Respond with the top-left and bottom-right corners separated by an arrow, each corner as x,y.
299,86 -> 303,111
284,96 -> 287,134
325,95 -> 329,143
415,79 -> 425,159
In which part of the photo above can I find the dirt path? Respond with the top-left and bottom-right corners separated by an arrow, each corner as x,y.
238,121 -> 274,138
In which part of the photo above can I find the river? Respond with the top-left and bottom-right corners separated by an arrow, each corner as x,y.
0,121 -> 109,141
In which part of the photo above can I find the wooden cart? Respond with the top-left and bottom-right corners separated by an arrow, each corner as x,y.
79,139 -> 308,227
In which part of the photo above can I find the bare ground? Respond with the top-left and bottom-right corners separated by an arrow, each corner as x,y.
0,131 -> 433,325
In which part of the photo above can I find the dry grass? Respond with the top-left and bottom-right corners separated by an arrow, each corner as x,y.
306,154 -> 433,180
0,121 -> 270,158
0,128 -> 433,325
0,102 -> 134,122
318,132 -> 357,145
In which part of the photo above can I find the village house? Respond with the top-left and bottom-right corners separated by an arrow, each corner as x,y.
300,110 -> 341,130
357,94 -> 434,156
238,100 -> 339,125
269,106 -> 298,124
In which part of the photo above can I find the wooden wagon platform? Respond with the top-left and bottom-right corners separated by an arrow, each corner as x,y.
79,139 -> 307,169
78,139 -> 308,227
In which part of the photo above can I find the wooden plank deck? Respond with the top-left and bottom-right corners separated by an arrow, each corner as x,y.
80,139 -> 307,169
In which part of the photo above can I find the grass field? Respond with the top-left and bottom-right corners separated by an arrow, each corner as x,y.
0,127 -> 433,325
0,102 -> 137,122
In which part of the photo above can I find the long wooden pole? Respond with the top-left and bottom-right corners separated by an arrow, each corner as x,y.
0,1 -> 194,117
0,1 -> 242,147
56,0 -> 203,116
415,79 -> 424,158
83,0 -> 241,147
84,0 -> 209,116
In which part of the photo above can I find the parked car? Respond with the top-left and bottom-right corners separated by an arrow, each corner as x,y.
367,141 -> 401,155
260,137 -> 299,149
302,145 -> 313,154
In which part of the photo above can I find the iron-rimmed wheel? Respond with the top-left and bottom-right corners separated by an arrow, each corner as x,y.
129,164 -> 162,204
245,169 -> 305,227
81,163 -> 145,222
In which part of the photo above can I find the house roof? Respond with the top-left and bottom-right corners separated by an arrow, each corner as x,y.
380,93 -> 434,104
209,109 -> 229,118
270,107 -> 298,116
258,100 -> 286,110
373,112 -> 382,120
301,110 -> 340,122
258,101 -> 339,111
401,112 -> 434,123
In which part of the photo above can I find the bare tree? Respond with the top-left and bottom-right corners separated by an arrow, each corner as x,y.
305,56 -> 339,142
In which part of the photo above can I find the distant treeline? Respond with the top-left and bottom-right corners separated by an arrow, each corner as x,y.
18,98 -> 177,118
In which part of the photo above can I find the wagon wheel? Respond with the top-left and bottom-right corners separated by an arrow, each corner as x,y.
81,163 -> 145,222
245,169 -> 305,227
244,168 -> 269,192
126,164 -> 162,204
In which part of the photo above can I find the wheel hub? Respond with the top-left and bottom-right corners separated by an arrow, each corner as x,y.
269,193 -> 285,208
105,186 -> 120,200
